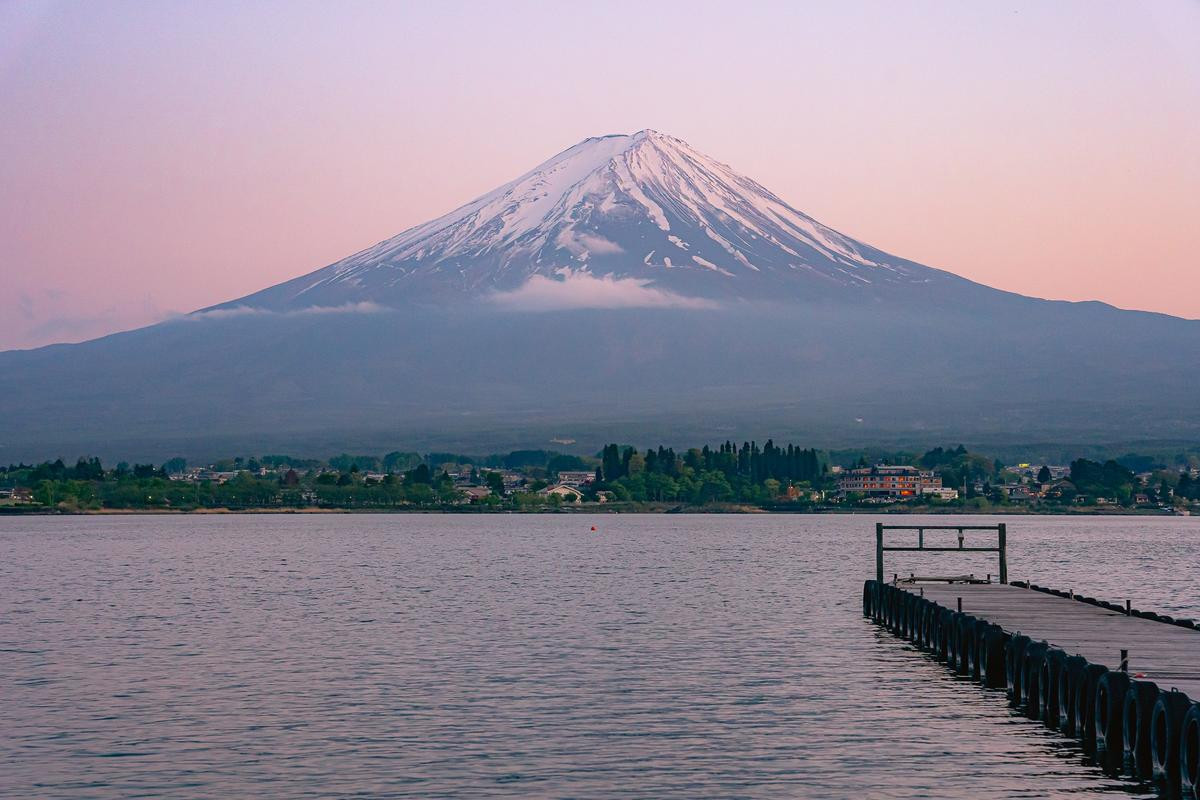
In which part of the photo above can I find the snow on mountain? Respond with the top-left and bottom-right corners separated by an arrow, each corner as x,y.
222,130 -> 961,311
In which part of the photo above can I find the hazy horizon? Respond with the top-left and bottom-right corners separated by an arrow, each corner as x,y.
2,0 -> 1198,350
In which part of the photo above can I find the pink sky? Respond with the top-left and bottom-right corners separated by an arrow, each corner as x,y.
1,0 -> 1198,349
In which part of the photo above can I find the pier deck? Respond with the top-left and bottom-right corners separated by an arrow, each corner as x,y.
901,583 -> 1200,697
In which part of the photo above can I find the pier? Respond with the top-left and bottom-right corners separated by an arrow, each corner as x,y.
863,523 -> 1200,798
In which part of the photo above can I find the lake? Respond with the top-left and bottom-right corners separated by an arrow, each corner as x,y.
2,514 -> 1196,798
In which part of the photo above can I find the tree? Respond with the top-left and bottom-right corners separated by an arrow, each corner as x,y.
1037,465 -> 1051,484
404,464 -> 432,485
383,451 -> 422,472
601,444 -> 623,482
485,471 -> 506,496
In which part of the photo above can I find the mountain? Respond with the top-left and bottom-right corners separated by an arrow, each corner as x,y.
214,130 -> 971,311
2,130 -> 1198,462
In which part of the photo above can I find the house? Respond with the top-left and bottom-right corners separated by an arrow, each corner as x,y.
998,484 -> 1038,502
499,471 -> 526,490
1133,493 -> 1151,505
462,486 -> 492,502
1044,479 -> 1075,501
556,470 -> 595,487
13,487 -> 34,503
921,486 -> 960,501
540,484 -> 583,503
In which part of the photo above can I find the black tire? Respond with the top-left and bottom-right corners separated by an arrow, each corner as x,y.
1039,649 -> 1066,728
981,625 -> 1008,689
936,608 -> 952,663
1151,690 -> 1192,797
969,622 -> 990,684
1006,634 -> 1030,706
918,603 -> 933,649
1095,669 -> 1131,773
1022,642 -> 1048,719
1123,680 -> 1160,780
1057,655 -> 1087,737
1075,663 -> 1108,758
945,612 -> 961,670
1182,703 -> 1200,800
907,595 -> 920,640
955,616 -> 975,676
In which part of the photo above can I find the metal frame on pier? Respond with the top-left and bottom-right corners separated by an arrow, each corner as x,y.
875,523 -> 1007,585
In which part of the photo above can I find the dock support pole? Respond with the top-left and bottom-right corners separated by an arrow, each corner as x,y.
997,523 -> 1008,584
876,523 -> 884,584
957,597 -> 962,613
1126,599 -> 1132,616
1120,649 -> 1129,672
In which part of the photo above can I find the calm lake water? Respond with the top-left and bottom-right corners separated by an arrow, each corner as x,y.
2,514 -> 1197,799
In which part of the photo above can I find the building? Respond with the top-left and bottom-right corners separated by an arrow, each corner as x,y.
555,471 -> 595,487
837,465 -> 942,499
998,484 -> 1039,502
921,486 -> 960,501
540,484 -> 583,503
461,486 -> 492,502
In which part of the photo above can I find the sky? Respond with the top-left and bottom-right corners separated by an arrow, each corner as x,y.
1,0 -> 1198,350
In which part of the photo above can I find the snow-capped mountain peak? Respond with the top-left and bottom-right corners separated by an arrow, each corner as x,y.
225,130 -> 953,310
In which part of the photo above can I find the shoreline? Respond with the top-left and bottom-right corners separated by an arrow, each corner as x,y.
0,504 -> 1186,517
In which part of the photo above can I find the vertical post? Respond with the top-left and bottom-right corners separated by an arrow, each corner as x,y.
1125,599 -> 1132,616
997,523 -> 1008,584
918,527 -> 924,549
875,523 -> 884,584
957,597 -> 962,613
1120,649 -> 1129,672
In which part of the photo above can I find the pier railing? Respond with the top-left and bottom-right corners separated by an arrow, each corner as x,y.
875,523 -> 1007,584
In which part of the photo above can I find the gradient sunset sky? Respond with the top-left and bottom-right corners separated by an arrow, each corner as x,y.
1,0 -> 1197,349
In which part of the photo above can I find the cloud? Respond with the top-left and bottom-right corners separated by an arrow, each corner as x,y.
184,301 -> 386,320
554,229 -> 625,256
489,271 -> 716,312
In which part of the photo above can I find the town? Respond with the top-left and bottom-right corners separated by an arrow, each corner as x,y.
2,443 -> 1198,514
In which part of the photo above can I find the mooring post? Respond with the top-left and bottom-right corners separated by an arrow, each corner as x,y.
997,523 -> 1008,584
876,523 -> 884,584
1120,649 -> 1129,672
957,597 -> 962,613
920,587 -> 924,597
1125,599 -> 1132,616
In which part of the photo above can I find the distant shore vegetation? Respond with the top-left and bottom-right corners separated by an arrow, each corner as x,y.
3,443 -> 1199,515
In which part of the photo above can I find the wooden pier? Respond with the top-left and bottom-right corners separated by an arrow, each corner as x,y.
863,524 -> 1200,798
